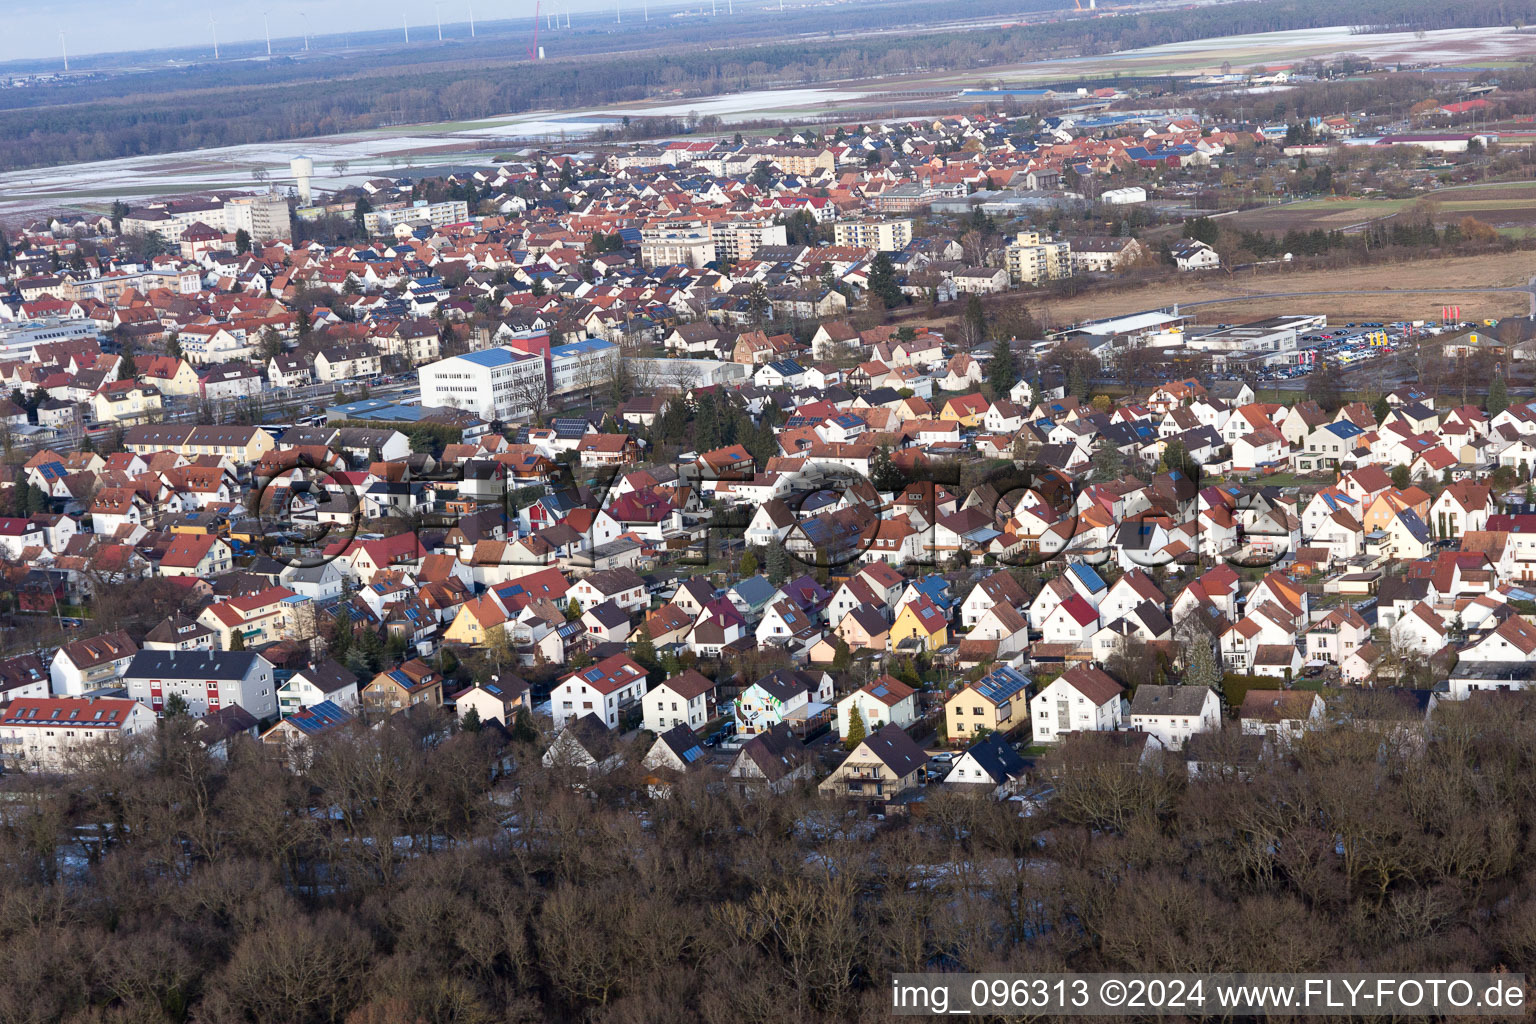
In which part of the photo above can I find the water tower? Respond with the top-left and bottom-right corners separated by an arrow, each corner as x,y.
290,156 -> 314,205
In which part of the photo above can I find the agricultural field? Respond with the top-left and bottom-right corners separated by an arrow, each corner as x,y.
1030,252 -> 1536,327
1221,181 -> 1536,235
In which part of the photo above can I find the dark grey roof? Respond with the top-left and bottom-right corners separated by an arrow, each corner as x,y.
584,600 -> 632,629
1130,684 -> 1212,718
739,722 -> 808,781
857,722 -> 928,777
955,732 -> 1028,784
124,649 -> 266,680
655,723 -> 707,766
291,658 -> 357,692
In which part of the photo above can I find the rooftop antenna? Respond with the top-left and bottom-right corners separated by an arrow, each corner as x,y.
262,11 -> 272,55
210,14 -> 220,59
59,30 -> 67,71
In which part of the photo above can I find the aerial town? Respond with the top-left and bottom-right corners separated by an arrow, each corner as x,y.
6,1 -> 1536,1018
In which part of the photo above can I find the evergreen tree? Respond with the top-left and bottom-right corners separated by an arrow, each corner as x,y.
1091,442 -> 1124,481
739,549 -> 759,577
235,229 -> 251,254
510,707 -> 538,743
866,252 -> 903,309
694,395 -> 721,452
117,350 -> 137,381
630,622 -> 659,682
162,693 -> 189,718
1489,372 -> 1509,417
331,618 -> 352,661
844,704 -> 867,750
1391,464 -> 1411,490
987,336 -> 1018,396
765,543 -> 791,586
1185,633 -> 1223,691
357,627 -> 384,672
1372,394 -> 1391,426
227,630 -> 246,652
166,333 -> 183,361
461,706 -> 482,732
565,599 -> 583,621
871,446 -> 905,492
1067,361 -> 1089,400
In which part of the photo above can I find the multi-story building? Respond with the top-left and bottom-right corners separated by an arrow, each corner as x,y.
640,220 -> 716,268
711,220 -> 788,262
549,338 -> 620,396
419,347 -> 549,422
362,199 -> 470,236
0,318 -> 102,363
122,424 -> 276,466
1004,231 -> 1073,285
223,193 -> 293,243
122,650 -> 279,721
0,696 -> 155,772
833,219 -> 912,251
50,632 -> 140,696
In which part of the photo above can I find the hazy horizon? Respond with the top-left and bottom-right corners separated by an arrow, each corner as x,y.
6,0 -> 693,65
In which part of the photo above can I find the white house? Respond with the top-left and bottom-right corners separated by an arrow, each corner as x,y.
49,631 -> 139,696
835,675 -> 917,738
277,659 -> 359,717
1128,684 -> 1220,751
1029,665 -> 1123,743
1239,689 -> 1324,746
642,669 -> 716,734
549,653 -> 648,730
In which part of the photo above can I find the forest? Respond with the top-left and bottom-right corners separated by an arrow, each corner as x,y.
4,0 -> 1536,171
1,690 -> 1535,1023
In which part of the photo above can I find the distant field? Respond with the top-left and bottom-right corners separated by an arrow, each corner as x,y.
1222,181 -> 1536,234
1029,253 -> 1534,326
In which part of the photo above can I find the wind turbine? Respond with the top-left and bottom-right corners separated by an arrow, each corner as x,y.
402,12 -> 410,42
468,2 -> 476,37
262,11 -> 272,55
434,1 -> 443,40
301,10 -> 311,50
59,31 -> 68,71
210,15 -> 220,59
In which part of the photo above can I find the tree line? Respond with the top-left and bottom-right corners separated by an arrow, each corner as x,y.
8,0 -> 1536,171
3,691 -> 1536,1023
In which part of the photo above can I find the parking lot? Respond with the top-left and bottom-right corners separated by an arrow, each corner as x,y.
1248,320 -> 1461,383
